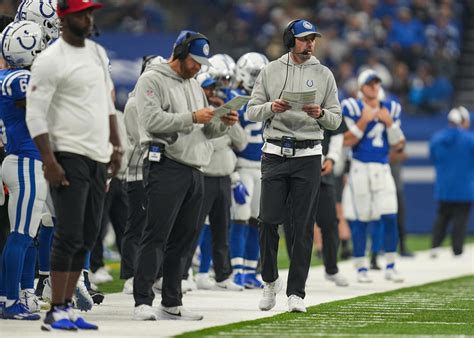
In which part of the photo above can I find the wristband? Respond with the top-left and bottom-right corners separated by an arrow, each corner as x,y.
316,109 -> 325,119
192,111 -> 197,123
349,124 -> 364,139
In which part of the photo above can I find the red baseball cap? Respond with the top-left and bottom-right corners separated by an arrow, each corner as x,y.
57,0 -> 104,17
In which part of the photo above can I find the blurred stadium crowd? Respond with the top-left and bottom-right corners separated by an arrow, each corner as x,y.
0,0 -> 466,114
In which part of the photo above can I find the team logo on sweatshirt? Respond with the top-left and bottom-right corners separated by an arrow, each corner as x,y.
146,89 -> 154,97
306,80 -> 314,87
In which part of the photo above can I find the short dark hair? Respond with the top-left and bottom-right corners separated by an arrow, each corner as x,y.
0,15 -> 14,33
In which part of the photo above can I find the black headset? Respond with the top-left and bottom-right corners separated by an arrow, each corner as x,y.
282,19 -> 301,50
172,32 -> 209,61
58,0 -> 69,11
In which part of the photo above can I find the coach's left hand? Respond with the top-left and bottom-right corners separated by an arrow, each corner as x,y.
321,159 -> 334,176
221,110 -> 239,126
108,149 -> 123,177
303,104 -> 322,119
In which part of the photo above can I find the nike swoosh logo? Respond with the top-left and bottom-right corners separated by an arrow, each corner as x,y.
163,309 -> 181,317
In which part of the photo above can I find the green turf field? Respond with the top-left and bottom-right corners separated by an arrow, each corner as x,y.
98,234 -> 474,294
177,275 -> 474,337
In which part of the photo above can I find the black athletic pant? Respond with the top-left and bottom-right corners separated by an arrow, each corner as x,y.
431,201 -> 472,255
183,176 -> 232,282
259,153 -> 320,299
134,157 -> 203,307
50,152 -> 106,272
120,180 -> 147,280
90,177 -> 128,272
284,182 -> 339,275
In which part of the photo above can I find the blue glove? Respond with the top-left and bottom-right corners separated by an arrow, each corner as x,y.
233,181 -> 249,205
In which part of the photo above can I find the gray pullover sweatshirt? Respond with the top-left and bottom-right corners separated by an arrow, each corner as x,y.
135,63 -> 228,168
247,54 -> 342,140
123,91 -> 144,181
202,124 -> 248,177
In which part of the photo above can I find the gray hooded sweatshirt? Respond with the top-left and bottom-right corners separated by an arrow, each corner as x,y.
247,54 -> 342,140
135,63 -> 228,168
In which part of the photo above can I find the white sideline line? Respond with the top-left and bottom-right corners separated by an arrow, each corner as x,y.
1,245 -> 473,337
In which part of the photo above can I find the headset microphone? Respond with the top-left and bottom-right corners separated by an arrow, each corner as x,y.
93,23 -> 101,37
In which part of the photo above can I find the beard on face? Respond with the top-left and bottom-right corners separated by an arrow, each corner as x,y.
66,18 -> 92,39
179,61 -> 199,79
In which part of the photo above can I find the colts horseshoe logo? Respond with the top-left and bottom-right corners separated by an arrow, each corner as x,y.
17,31 -> 37,50
306,80 -> 314,87
40,1 -> 56,18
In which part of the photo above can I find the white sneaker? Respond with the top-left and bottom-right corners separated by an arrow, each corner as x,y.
430,247 -> 441,259
42,277 -> 52,303
215,278 -> 244,291
258,277 -> 283,311
133,304 -> 157,321
325,273 -> 349,287
385,268 -> 404,283
357,270 -> 372,283
287,295 -> 306,313
182,278 -> 197,293
195,274 -> 215,290
20,289 -> 40,313
159,305 -> 203,321
90,267 -> 113,285
74,274 -> 94,311
152,278 -> 162,294
123,277 -> 133,294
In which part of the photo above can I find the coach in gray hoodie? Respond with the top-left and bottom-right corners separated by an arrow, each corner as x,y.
247,19 -> 342,313
132,31 -> 238,321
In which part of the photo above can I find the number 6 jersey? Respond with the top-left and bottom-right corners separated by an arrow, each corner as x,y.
0,68 -> 41,160
341,97 -> 402,164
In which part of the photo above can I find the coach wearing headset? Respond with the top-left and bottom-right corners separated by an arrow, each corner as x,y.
132,30 -> 238,321
247,19 -> 341,313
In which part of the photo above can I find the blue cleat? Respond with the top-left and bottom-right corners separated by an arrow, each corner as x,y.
41,306 -> 77,331
244,273 -> 263,289
233,273 -> 245,287
3,301 -> 41,320
65,304 -> 98,330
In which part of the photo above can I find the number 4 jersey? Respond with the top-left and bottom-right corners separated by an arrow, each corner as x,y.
342,97 -> 402,164
227,88 -> 263,165
0,68 -> 41,160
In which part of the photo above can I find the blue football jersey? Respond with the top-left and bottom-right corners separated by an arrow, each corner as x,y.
226,88 -> 263,162
0,68 -> 41,160
342,97 -> 402,164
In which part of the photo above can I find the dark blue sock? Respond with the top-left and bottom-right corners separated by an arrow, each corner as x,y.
3,232 -> 32,300
21,241 -> 37,290
370,220 -> 384,254
349,220 -> 368,258
243,225 -> 259,274
38,224 -> 54,275
198,225 -> 212,273
230,223 -> 249,272
382,214 -> 399,253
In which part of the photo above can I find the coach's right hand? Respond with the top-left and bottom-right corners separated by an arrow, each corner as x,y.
43,160 -> 69,187
194,107 -> 215,124
271,99 -> 291,113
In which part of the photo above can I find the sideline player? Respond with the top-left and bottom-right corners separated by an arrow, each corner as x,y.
0,20 -> 46,320
341,69 -> 405,283
229,52 -> 268,289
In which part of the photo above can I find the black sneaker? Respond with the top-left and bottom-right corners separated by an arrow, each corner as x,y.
88,289 -> 104,305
